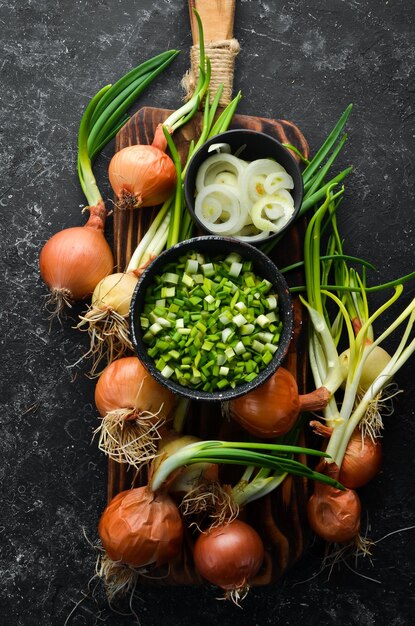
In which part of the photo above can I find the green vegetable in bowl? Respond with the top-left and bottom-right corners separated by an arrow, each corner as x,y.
140,251 -> 282,391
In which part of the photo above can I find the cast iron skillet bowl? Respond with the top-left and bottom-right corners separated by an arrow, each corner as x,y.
183,129 -> 304,245
130,236 -> 294,402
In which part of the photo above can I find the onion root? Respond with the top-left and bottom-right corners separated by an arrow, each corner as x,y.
95,408 -> 164,468
180,481 -> 239,531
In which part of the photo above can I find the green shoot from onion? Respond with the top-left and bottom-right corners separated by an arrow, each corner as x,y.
298,187 -> 415,548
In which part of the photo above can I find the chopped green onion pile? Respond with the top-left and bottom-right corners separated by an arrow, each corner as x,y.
140,252 -> 282,391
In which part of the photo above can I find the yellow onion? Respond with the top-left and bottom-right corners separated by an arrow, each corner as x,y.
339,429 -> 382,489
95,356 -> 176,467
109,144 -> 176,209
229,367 -> 330,439
39,201 -> 113,311
91,271 -> 138,316
98,486 -> 183,567
339,345 -> 392,392
193,519 -> 264,598
307,461 -> 361,543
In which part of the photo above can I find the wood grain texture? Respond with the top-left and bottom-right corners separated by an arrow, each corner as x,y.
110,106 -> 310,585
188,0 -> 236,42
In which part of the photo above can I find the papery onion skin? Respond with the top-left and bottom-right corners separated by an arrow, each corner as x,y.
229,367 -> 330,439
108,145 -> 176,208
307,461 -> 361,543
98,486 -> 183,567
339,429 -> 382,489
39,201 -> 114,300
95,356 -> 176,420
193,519 -> 264,590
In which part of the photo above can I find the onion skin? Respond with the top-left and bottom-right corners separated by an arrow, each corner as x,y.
339,346 -> 392,392
339,429 -> 382,489
307,461 -> 361,543
91,271 -> 138,316
108,145 -> 177,208
39,201 -> 114,300
229,367 -> 330,439
98,486 -> 183,567
193,520 -> 264,590
95,356 -> 176,420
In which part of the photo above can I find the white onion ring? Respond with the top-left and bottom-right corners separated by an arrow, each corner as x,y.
194,154 -> 295,240
264,171 -> 294,193
195,154 -> 247,192
195,184 -> 242,234
251,195 -> 295,233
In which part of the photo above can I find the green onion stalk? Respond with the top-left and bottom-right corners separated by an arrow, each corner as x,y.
173,419 -> 310,527
295,187 -> 415,547
77,12 -> 243,376
150,437 -> 344,529
39,50 -> 179,318
261,104 -> 354,257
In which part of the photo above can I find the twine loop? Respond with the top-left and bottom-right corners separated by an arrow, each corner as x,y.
181,38 -> 240,106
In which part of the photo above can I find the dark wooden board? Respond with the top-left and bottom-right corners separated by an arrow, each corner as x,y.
110,106 -> 310,586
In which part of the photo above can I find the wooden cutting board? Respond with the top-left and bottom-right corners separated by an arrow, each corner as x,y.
109,107 -> 310,586
108,0 -> 312,587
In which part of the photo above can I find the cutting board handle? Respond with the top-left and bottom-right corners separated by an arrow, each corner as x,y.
188,0 -> 236,43
184,0 -> 240,106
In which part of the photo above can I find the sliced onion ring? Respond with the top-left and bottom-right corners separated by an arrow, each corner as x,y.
251,195 -> 294,233
264,171 -> 294,193
195,184 -> 242,234
195,154 -> 247,192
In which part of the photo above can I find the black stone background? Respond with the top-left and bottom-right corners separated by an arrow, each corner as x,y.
1,0 -> 414,624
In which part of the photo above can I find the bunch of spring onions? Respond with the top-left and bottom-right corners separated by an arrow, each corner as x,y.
39,50 -> 179,317
294,186 -> 415,549
77,10 -> 244,376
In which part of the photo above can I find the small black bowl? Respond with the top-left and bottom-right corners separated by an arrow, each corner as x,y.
130,236 -> 294,402
184,129 -> 304,245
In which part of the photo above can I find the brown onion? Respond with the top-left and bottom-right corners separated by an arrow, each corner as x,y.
339,429 -> 382,489
307,461 -> 361,543
39,201 -> 113,310
229,367 -> 330,439
95,356 -> 175,419
98,486 -> 183,567
109,144 -> 176,209
193,519 -> 264,593
95,356 -> 176,467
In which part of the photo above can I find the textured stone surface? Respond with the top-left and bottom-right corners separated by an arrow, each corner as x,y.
1,0 -> 414,624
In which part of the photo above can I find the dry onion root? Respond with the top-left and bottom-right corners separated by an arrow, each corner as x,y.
180,481 -> 239,532
97,486 -> 183,600
94,356 -> 176,467
76,271 -> 139,376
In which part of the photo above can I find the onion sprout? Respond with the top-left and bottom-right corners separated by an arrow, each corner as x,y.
150,439 -> 344,494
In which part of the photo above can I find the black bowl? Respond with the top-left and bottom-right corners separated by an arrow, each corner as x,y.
183,129 -> 304,245
130,236 -> 294,402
